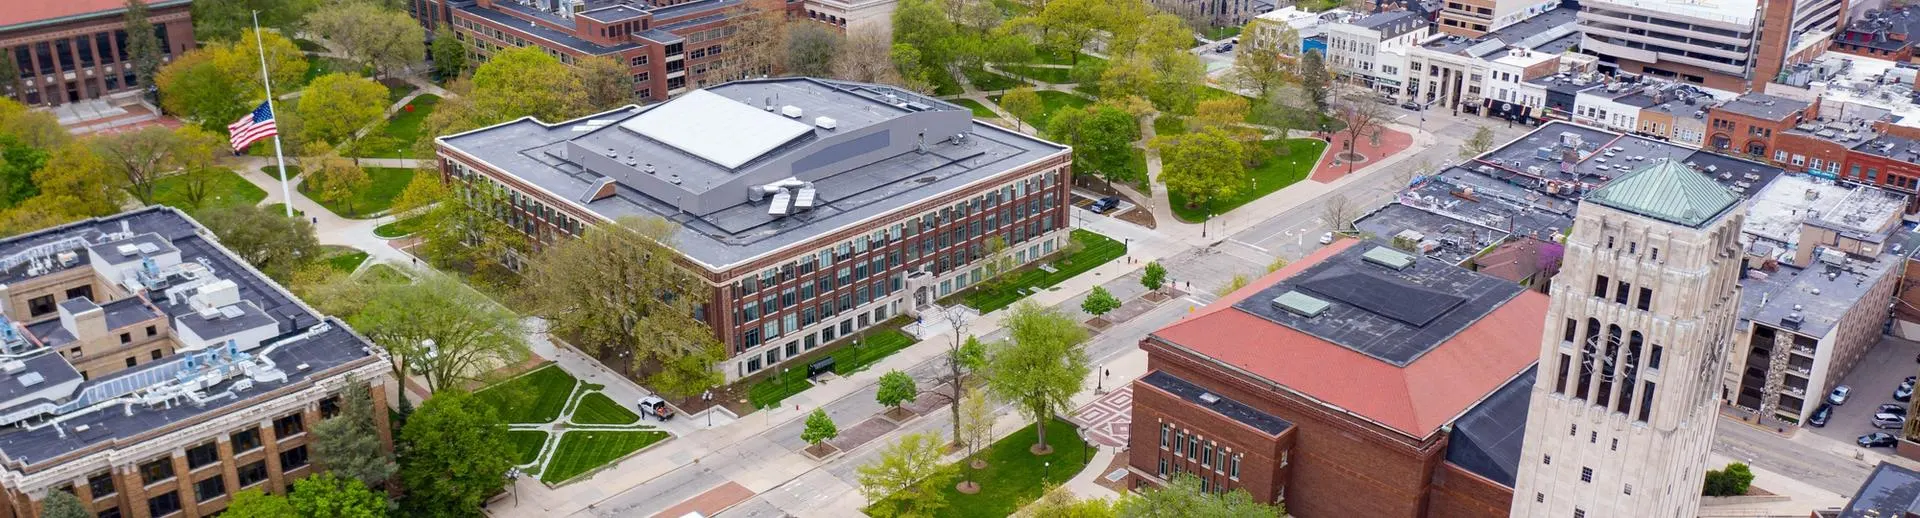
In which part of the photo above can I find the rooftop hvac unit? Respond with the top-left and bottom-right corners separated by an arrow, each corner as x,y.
781,105 -> 804,118
137,243 -> 160,254
1198,393 -> 1222,404
815,116 -> 838,130
768,190 -> 793,216
18,372 -> 42,387
793,186 -> 817,209
116,244 -> 139,256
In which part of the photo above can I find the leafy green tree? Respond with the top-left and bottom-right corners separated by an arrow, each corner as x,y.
857,432 -> 955,517
984,301 -> 1089,453
39,491 -> 87,518
891,0 -> 957,68
1017,0 -> 1110,65
1299,51 -> 1330,113
1460,125 -> 1496,159
90,126 -> 196,202
191,0 -> 320,42
469,46 -> 585,124
957,388 -> 994,471
1229,26 -> 1296,99
197,205 -> 322,282
1157,130 -> 1245,211
0,136 -> 48,208
389,166 -> 449,216
155,34 -> 306,128
802,409 -> 839,447
312,380 -> 396,486
1141,261 -> 1166,290
786,24 -> 841,77
0,46 -> 18,99
351,275 -> 527,393
0,141 -> 126,233
521,216 -> 723,399
124,0 -> 164,89
297,73 -> 390,145
999,88 -> 1042,132
1115,474 -> 1284,517
303,144 -> 372,216
1081,286 -> 1121,317
430,28 -> 466,80
397,390 -> 516,517
877,370 -> 919,412
1703,462 -> 1755,496
305,2 -> 424,78
1046,105 -> 1139,187
417,185 -> 526,289
289,471 -> 388,517
222,488 -> 298,518
0,98 -> 68,149
1029,487 -> 1117,518
574,56 -> 634,112
213,29 -> 308,100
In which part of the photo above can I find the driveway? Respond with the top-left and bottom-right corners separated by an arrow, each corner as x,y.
1807,335 -> 1920,448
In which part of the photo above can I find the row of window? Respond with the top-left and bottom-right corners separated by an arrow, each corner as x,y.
1157,423 -> 1247,480
8,27 -> 162,79
741,304 -> 892,375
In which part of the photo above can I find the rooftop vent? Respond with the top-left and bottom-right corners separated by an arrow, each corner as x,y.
1198,393 -> 1222,404
781,105 -> 804,118
218,306 -> 245,319
17,372 -> 42,387
1271,290 -> 1330,318
116,244 -> 139,256
815,116 -> 838,130
137,243 -> 160,254
1362,246 -> 1416,270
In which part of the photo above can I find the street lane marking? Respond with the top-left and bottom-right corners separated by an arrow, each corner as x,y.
1228,239 -> 1268,252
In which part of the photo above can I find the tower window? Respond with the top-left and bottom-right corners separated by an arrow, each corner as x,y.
1581,467 -> 1593,482
1544,454 -> 1552,465
1536,493 -> 1545,503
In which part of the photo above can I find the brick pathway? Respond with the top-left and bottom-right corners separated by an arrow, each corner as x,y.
650,481 -> 754,518
1311,126 -> 1414,183
828,417 -> 900,451
1071,385 -> 1133,448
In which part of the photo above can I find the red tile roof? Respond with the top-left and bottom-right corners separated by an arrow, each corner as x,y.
1151,238 -> 1547,439
1475,238 -> 1549,284
1,0 -> 163,30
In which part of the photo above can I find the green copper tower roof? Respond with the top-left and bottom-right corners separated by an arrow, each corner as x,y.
1585,159 -> 1739,228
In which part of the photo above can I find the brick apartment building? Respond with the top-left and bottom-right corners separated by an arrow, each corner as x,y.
409,0 -> 780,103
1832,6 -> 1920,62
0,207 -> 392,518
0,0 -> 194,107
1705,93 -> 1819,160
1128,239 -> 1546,517
434,77 -> 1071,381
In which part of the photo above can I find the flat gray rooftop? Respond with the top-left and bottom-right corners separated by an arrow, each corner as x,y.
439,78 -> 1065,270
1141,371 -> 1292,436
1838,462 -> 1920,518
1229,243 -> 1525,367
1473,121 -> 1782,201
1717,94 -> 1812,121
1353,203 -> 1513,266
1739,231 -> 1920,338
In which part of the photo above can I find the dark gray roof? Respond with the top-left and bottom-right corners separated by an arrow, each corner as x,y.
1715,94 -> 1812,121
1353,10 -> 1426,38
1229,242 -> 1526,366
0,353 -> 81,405
173,301 -> 277,339
1141,371 -> 1292,436
1352,203 -> 1511,266
1853,133 -> 1920,163
1739,231 -> 1920,338
100,298 -> 158,330
437,77 -> 1065,270
1444,365 -> 1534,487
85,233 -> 175,266
1839,462 -> 1920,518
456,3 -> 641,55
56,298 -> 97,315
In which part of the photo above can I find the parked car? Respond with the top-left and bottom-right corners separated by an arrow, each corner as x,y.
1880,403 -> 1909,417
1089,197 -> 1120,214
1830,385 -> 1853,405
1809,404 -> 1833,427
1860,432 -> 1898,448
1319,232 -> 1335,245
637,396 -> 675,421
1900,383 -> 1915,402
1906,375 -> 1916,385
1872,413 -> 1906,430
1401,101 -> 1422,110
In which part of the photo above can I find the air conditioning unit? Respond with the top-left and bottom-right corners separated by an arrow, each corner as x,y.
781,105 -> 804,118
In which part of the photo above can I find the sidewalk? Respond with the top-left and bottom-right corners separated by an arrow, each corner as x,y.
1701,451 -> 1849,516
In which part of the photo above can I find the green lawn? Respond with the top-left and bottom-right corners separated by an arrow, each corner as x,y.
541,430 -> 670,484
261,203 -> 305,219
963,67 -> 1021,92
1169,139 -> 1327,222
374,214 -> 428,238
1154,115 -> 1187,136
476,365 -> 579,424
508,430 -> 548,465
322,247 -> 367,274
149,169 -> 267,215
1205,26 -> 1243,40
298,167 -> 414,218
298,57 -> 362,87
386,83 -> 417,104
950,98 -> 999,119
1194,86 -> 1344,130
961,230 -> 1125,313
259,165 -> 302,179
1028,50 -> 1107,68
1000,65 -> 1073,85
352,94 -> 441,159
748,326 -> 915,409
358,264 -> 412,285
988,91 -> 1093,133
570,392 -> 640,425
870,418 -> 1091,518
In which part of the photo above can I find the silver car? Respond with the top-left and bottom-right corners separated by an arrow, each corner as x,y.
1829,385 -> 1853,405
1873,413 -> 1906,430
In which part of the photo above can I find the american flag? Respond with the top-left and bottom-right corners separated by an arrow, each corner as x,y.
227,101 -> 277,152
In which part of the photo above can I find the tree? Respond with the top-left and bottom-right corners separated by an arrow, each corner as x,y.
0,49 -> 17,100
213,30 -> 308,102
857,432 -> 956,517
520,216 -> 723,399
877,370 -> 919,414
999,88 -> 1043,132
1228,27 -> 1295,99
1298,51 -> 1330,114
1141,261 -> 1166,290
1156,130 -> 1245,210
1215,274 -> 1250,297
1703,462 -> 1755,496
397,390 -> 516,517
165,127 -> 226,209
891,0 -> 957,69
90,126 -> 198,202
786,24 -> 842,78
389,167 -> 449,216
0,99 -> 68,149
306,3 -> 425,78
191,0 -> 321,42
416,186 -> 526,288
303,144 -> 373,216
1191,96 -> 1263,164
1333,90 -> 1388,176
430,28 -> 466,81
198,205 -> 322,281
1115,474 -> 1284,517
956,389 -> 995,470
351,276 -> 527,393
1029,487 -> 1117,518
716,6 -> 784,81
1018,0 -> 1109,65
469,47 -> 585,124
223,489 -> 299,518
155,50 -> 244,127
832,29 -> 903,86
1046,105 -> 1139,187
1460,124 -> 1496,159
984,301 -> 1089,453
1322,193 -> 1361,232
802,409 -> 839,449
297,73 -> 390,145
39,491 -> 87,518
125,0 -> 164,89
22,142 -> 127,221
1081,286 -> 1121,317
311,380 -> 396,486
288,472 -> 388,517
574,56 -> 634,113
939,305 -> 986,451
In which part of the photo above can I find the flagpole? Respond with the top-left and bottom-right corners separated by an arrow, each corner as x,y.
252,11 -> 294,218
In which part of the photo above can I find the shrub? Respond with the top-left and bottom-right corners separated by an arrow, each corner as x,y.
1702,462 -> 1754,496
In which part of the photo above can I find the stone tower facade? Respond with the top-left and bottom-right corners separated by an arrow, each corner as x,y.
1509,160 -> 1747,518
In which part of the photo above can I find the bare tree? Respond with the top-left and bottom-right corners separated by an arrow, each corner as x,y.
1322,194 -> 1361,233
937,308 -> 986,448
831,28 -> 903,86
1332,88 -> 1388,176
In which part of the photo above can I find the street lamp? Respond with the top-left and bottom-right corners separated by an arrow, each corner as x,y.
702,390 -> 714,427
1044,461 -> 1051,481
505,467 -> 522,507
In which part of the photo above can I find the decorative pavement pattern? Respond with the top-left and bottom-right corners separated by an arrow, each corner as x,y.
1072,385 -> 1133,448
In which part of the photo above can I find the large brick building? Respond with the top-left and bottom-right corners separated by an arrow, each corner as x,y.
434,77 -> 1071,381
0,207 -> 392,518
408,0 -> 778,103
0,0 -> 195,107
1128,239 -> 1546,517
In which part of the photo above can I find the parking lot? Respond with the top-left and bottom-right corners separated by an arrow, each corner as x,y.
1807,335 -> 1920,447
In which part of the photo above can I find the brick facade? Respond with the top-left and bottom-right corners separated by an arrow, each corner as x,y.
0,0 -> 195,107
